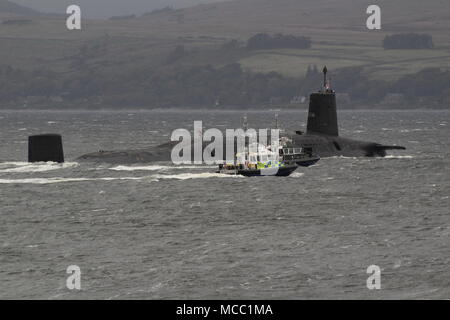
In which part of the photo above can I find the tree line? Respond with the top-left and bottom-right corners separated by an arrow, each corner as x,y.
247,33 -> 312,50
383,33 -> 434,49
0,62 -> 449,109
0,32 -> 447,109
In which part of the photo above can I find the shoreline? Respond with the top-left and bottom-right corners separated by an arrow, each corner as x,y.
0,107 -> 449,113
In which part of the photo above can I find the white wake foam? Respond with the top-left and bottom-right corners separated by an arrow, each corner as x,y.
326,156 -> 360,160
289,172 -> 305,178
109,165 -> 216,172
0,172 -> 239,184
383,155 -> 414,159
0,176 -> 155,185
109,165 -> 169,172
0,162 -> 79,173
326,155 -> 414,160
153,172 -> 243,180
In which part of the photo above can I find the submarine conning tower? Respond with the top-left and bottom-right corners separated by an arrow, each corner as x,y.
306,66 -> 339,137
28,134 -> 64,163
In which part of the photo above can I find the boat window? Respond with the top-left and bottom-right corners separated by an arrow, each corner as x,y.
333,141 -> 342,151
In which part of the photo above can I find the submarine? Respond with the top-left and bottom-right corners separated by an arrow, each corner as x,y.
290,66 -> 406,157
76,66 -> 404,164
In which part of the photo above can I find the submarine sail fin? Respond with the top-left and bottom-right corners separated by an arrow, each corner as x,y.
306,66 -> 339,136
28,134 -> 65,163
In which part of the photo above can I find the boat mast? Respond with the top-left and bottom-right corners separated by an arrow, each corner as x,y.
243,115 -> 248,131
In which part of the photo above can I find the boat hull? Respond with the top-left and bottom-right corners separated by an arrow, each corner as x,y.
218,165 -> 298,177
296,156 -> 320,167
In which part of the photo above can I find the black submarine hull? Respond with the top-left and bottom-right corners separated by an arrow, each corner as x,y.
292,134 -> 405,158
291,69 -> 405,158
77,141 -> 323,165
77,67 -> 405,164
76,142 -> 176,164
76,133 -> 404,164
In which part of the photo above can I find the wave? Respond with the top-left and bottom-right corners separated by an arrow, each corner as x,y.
326,156 -> 360,160
383,155 -> 414,159
0,172 -> 241,184
0,162 -> 79,173
109,165 -> 216,172
289,172 -> 305,178
326,155 -> 414,160
0,176 -> 156,185
153,172 -> 244,180
109,165 -> 169,172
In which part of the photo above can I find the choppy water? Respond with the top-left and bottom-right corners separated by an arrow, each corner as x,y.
0,109 -> 448,299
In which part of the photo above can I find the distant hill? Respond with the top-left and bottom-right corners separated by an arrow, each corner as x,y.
0,0 -> 40,16
142,0 -> 450,37
0,0 -> 449,109
136,0 -> 450,80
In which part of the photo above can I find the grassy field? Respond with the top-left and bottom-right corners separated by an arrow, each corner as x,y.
0,0 -> 449,80
239,45 -> 450,80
